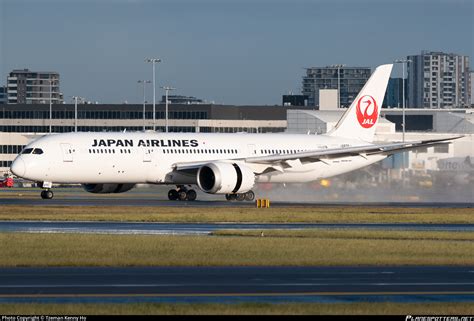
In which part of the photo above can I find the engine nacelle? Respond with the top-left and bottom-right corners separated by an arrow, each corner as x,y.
82,183 -> 135,194
197,162 -> 255,194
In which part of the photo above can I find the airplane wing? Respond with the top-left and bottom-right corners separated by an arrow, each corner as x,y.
244,136 -> 463,164
173,136 -> 463,173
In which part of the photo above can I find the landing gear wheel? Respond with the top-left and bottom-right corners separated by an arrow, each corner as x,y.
244,190 -> 255,201
186,189 -> 197,201
178,190 -> 188,201
236,193 -> 245,201
168,189 -> 179,200
41,190 -> 53,200
225,193 -> 236,201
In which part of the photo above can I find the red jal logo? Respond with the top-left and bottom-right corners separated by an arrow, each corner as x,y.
356,95 -> 378,128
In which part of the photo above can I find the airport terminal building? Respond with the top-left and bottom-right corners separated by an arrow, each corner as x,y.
0,103 -> 296,171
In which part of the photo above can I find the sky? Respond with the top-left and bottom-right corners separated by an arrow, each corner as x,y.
0,0 -> 472,105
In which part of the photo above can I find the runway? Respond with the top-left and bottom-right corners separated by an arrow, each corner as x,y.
1,221 -> 473,235
0,266 -> 473,304
2,183 -> 473,207
1,197 -> 473,208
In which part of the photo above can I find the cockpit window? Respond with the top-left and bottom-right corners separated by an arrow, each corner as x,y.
21,148 -> 33,154
32,149 -> 44,154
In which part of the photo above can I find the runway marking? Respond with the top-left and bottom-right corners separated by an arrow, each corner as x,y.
0,291 -> 473,299
269,282 -> 474,286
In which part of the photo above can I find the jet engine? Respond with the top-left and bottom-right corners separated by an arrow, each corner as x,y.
82,183 -> 135,194
197,162 -> 255,194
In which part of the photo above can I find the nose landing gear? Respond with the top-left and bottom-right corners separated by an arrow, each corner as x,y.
38,181 -> 54,200
40,190 -> 54,200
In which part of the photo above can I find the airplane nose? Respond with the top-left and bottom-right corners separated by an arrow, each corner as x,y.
10,158 -> 26,177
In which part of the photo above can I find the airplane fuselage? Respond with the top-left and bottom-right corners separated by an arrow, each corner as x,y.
13,131 -> 386,185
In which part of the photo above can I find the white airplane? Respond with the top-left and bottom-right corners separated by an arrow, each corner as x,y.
10,64 -> 460,200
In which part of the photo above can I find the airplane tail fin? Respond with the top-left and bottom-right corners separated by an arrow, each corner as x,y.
327,64 -> 393,142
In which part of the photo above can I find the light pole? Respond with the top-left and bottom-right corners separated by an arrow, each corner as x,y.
394,58 -> 412,186
145,58 -> 161,131
48,79 -> 56,134
394,59 -> 412,142
330,64 -> 346,108
160,86 -> 176,132
71,96 -> 84,132
138,80 -> 151,131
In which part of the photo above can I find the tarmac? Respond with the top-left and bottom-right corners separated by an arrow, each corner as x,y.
1,266 -> 473,304
1,221 -> 473,235
0,197 -> 473,208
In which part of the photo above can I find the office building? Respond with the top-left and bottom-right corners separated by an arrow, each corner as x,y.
383,78 -> 404,108
282,94 -> 308,106
471,71 -> 474,105
0,86 -> 7,105
407,51 -> 471,108
302,66 -> 371,107
7,69 -> 63,104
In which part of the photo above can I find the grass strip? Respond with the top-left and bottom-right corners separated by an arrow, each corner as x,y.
0,302 -> 473,315
212,229 -> 474,241
1,205 -> 473,223
1,230 -> 473,266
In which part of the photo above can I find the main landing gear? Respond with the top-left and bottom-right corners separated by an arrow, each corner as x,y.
168,185 -> 197,201
225,190 -> 255,202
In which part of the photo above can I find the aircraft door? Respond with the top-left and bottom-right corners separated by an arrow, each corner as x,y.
247,144 -> 256,156
60,143 -> 74,162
